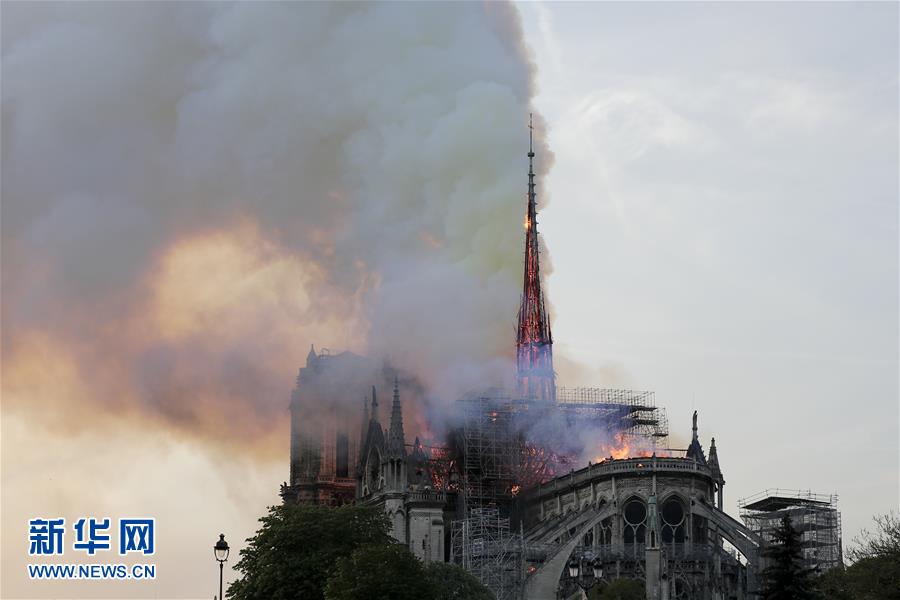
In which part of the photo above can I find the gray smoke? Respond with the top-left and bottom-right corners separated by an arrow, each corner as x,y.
1,2 -> 551,448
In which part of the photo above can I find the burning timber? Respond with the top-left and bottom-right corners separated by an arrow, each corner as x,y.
280,119 -> 840,599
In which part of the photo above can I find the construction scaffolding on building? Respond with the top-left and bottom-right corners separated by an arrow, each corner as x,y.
555,387 -> 670,446
449,387 -> 670,598
739,489 -> 843,573
450,508 -> 523,600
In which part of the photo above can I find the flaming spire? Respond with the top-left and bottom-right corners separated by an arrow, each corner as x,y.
516,114 -> 556,401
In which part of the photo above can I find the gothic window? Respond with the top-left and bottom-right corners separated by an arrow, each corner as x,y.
661,496 -> 686,552
622,497 -> 647,555
598,517 -> 613,546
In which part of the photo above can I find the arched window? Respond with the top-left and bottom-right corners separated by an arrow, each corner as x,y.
661,496 -> 687,554
622,497 -> 646,557
583,529 -> 594,547
598,517 -> 613,546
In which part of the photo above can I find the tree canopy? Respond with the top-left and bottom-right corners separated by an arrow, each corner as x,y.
758,515 -> 818,600
226,502 -> 494,600
227,503 -> 392,600
588,577 -> 644,600
815,512 -> 900,600
425,562 -> 495,600
324,543 -> 437,600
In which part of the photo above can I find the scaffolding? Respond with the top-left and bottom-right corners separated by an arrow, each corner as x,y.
556,387 -> 669,445
450,508 -> 523,600
451,388 -> 670,597
739,489 -> 843,573
457,394 -> 525,512
456,387 -> 670,514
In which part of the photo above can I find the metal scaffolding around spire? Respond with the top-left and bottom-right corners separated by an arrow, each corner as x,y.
516,114 -> 555,401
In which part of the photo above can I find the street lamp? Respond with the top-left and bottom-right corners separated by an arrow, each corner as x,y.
214,533 -> 230,600
568,557 -> 580,579
565,555 -> 604,598
590,557 -> 603,580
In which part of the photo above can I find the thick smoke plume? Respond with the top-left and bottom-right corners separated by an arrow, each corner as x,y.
2,2 -> 552,453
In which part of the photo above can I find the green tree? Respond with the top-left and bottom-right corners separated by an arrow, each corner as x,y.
758,516 -> 818,600
815,512 -> 900,600
589,577 -> 644,600
814,566 -> 852,600
324,543 -> 437,600
227,503 -> 392,600
424,561 -> 495,600
848,512 -> 900,564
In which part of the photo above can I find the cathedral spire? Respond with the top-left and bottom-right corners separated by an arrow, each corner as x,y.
387,376 -> 406,458
516,114 -> 556,401
370,386 -> 378,423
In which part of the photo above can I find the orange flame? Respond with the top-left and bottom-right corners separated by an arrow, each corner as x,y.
591,432 -> 666,464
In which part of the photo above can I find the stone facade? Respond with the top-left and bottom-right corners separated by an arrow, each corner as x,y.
356,379 -> 447,564
520,417 -> 756,600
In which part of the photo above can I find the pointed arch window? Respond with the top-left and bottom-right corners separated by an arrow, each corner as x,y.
622,498 -> 647,557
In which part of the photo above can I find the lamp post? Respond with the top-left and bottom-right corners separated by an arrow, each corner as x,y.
214,533 -> 230,600
566,555 -> 604,599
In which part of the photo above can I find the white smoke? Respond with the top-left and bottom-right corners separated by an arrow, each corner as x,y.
2,2 -> 552,442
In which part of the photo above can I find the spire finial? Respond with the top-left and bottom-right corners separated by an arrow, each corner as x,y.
692,410 -> 698,441
528,113 -> 534,157
371,385 -> 378,418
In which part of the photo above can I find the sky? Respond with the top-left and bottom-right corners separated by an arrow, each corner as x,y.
519,0 -> 898,546
2,2 -> 898,599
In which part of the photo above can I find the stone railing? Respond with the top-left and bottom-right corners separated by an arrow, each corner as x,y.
525,457 -> 713,501
407,489 -> 446,503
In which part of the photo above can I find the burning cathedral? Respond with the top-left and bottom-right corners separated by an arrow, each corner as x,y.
280,120 -> 772,600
